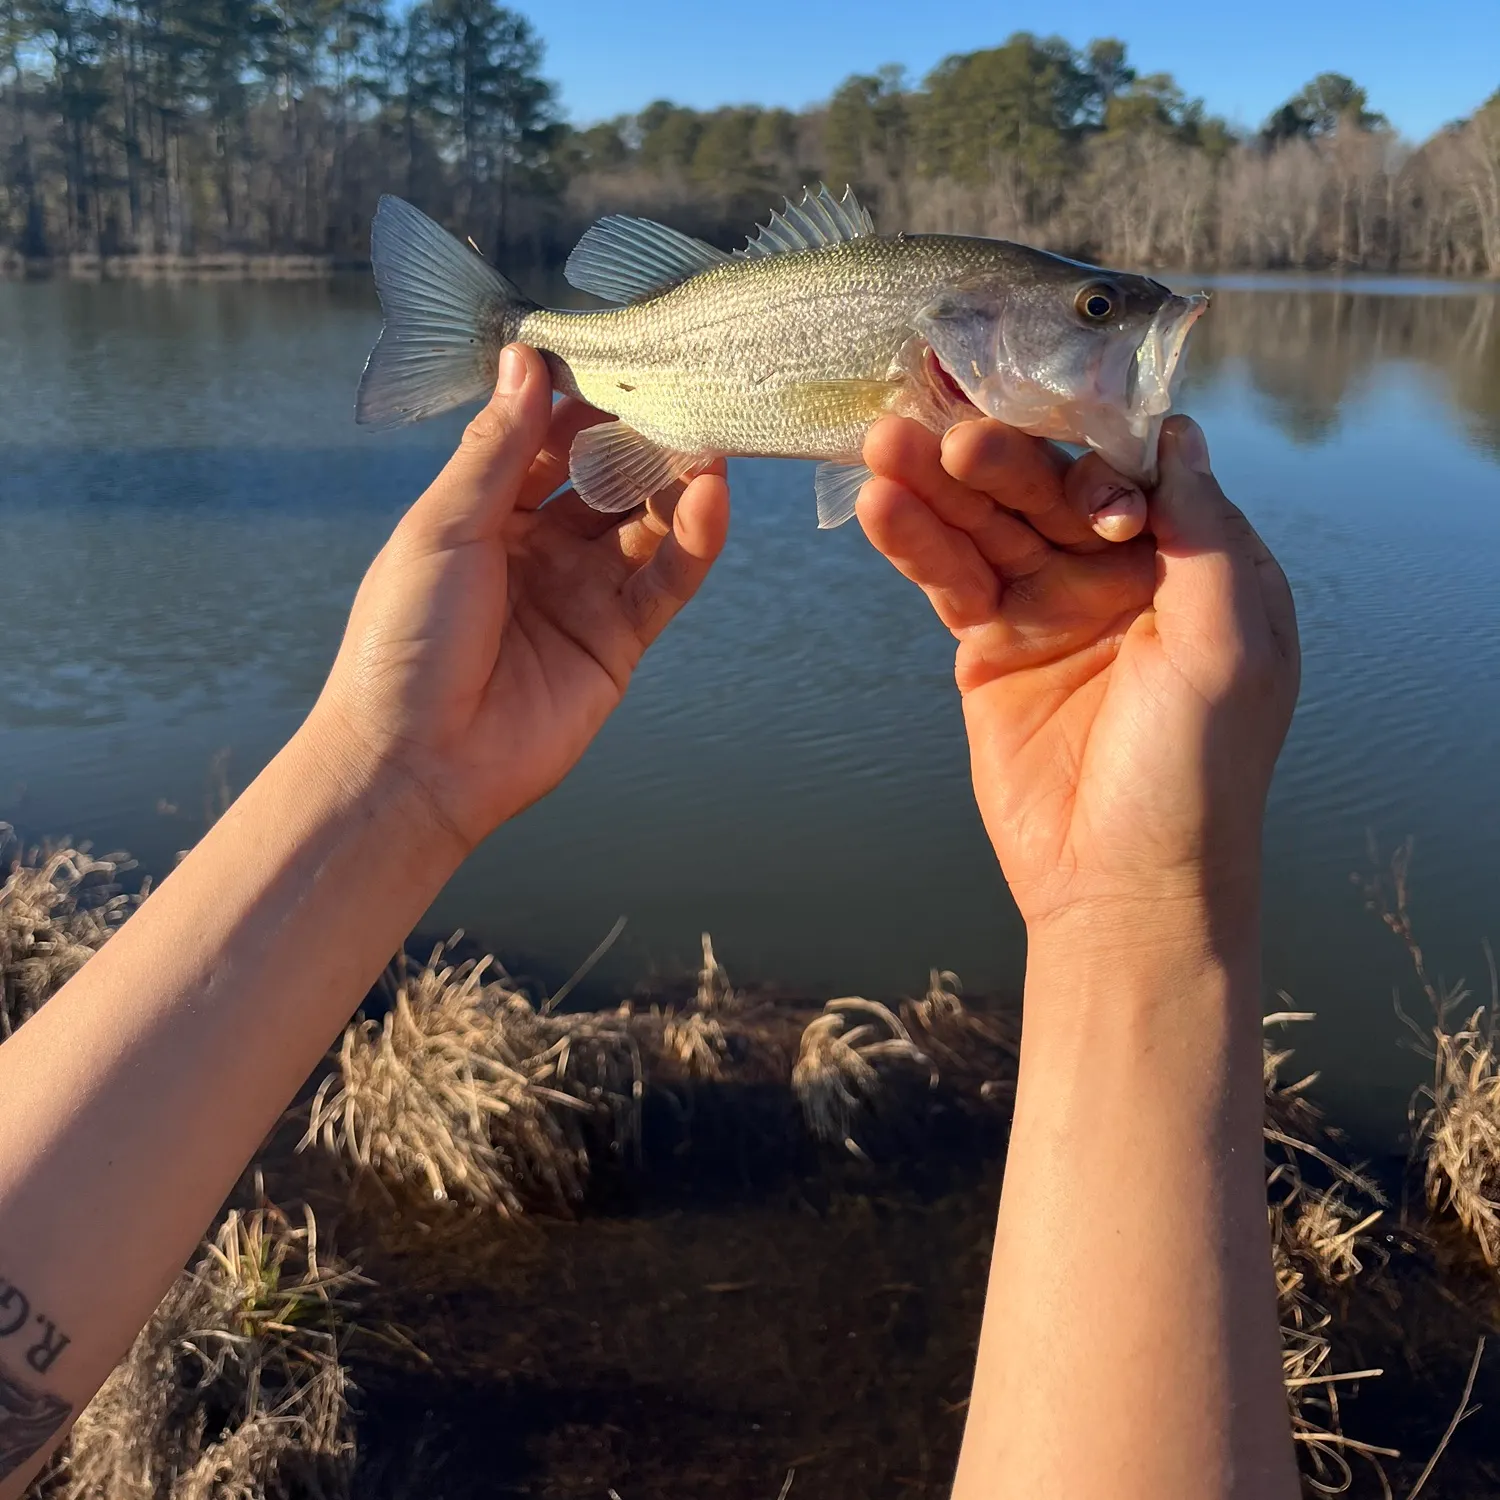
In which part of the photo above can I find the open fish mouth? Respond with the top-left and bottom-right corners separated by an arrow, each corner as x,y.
1124,291 -> 1209,477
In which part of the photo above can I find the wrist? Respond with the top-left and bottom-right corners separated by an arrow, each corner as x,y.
288,704 -> 472,882
1019,887 -> 1266,1078
1024,876 -> 1261,969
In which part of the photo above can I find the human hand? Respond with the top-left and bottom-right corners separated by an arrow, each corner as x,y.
858,415 -> 1298,942
312,344 -> 729,852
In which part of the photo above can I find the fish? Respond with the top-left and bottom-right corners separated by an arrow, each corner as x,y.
355,185 -> 1207,529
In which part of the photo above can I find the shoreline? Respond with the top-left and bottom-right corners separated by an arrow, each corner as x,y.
0,250 -> 370,281
4,249 -> 1498,287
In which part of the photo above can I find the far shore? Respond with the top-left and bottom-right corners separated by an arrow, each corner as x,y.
5,249 -> 1497,289
0,250 -> 370,281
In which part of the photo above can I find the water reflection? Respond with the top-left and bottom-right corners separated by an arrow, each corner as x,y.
1190,285 -> 1500,455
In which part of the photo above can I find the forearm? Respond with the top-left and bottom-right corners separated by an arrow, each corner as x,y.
0,711 -> 459,1492
954,898 -> 1297,1500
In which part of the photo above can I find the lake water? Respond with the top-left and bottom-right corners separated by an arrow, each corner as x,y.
1,273 -> 1497,1150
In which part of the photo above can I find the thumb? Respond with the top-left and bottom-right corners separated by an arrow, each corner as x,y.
405,343 -> 554,547
1148,415 -> 1238,555
1148,414 -> 1300,673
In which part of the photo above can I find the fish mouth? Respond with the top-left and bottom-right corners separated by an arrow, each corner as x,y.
1124,291 -> 1209,478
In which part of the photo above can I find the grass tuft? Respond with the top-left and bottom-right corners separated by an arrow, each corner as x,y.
792,996 -> 935,1150
1362,840 -> 1500,1271
1263,1013 -> 1393,1495
302,942 -> 641,1218
0,826 -> 141,1037
41,1188 -> 361,1500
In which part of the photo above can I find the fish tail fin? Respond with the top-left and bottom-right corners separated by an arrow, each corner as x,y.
356,195 -> 536,428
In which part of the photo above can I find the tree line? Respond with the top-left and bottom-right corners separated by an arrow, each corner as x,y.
2,2 -> 1497,275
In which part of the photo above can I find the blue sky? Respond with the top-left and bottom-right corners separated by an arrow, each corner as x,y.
525,0 -> 1498,142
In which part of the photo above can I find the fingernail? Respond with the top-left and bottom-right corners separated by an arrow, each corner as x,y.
495,344 -> 525,395
1087,479 -> 1143,517
1174,417 -> 1211,475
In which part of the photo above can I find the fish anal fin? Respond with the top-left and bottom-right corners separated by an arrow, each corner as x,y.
565,217 -> 729,304
815,462 -> 873,530
569,421 -> 709,514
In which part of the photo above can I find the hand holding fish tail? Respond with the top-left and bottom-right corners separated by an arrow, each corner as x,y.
316,343 -> 729,852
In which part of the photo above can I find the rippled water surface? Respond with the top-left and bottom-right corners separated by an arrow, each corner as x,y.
2,275 -> 1498,1145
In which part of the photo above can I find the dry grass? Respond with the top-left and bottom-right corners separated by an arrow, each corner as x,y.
661,1009 -> 729,1079
0,826 -> 140,1036
1263,1013 -> 1394,1495
792,996 -> 936,1151
1361,840 -> 1500,1271
302,942 -> 642,1219
40,1190 -> 361,1500
652,932 -> 735,1078
694,931 -> 740,1014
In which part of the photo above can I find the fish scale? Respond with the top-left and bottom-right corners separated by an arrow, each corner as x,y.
355,185 -> 1207,527
521,239 -> 997,456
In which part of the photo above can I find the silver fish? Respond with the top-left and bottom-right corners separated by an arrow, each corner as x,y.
357,185 -> 1207,528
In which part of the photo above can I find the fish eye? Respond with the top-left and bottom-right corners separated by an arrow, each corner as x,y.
1076,285 -> 1117,322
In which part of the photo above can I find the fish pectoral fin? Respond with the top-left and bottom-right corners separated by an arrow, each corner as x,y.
814,462 -> 873,530
736,184 -> 875,259
565,217 -> 730,304
781,378 -> 901,427
568,422 -> 709,514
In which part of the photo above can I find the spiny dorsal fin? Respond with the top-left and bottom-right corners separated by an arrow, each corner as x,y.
569,420 -> 708,513
565,216 -> 730,304
736,184 -> 875,260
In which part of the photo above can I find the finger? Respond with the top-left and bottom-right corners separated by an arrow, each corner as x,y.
941,421 -> 1147,548
620,471 -> 731,647
515,397 -> 611,511
534,458 -> 728,547
613,458 -> 729,562
1148,416 -> 1243,554
404,344 -> 552,548
1154,416 -> 1300,667
937,420 -> 1089,545
864,417 -> 1051,579
856,475 -> 1001,631
1061,452 -> 1149,544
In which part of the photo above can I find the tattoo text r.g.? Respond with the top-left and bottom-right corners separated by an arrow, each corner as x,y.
0,1278 -> 71,1375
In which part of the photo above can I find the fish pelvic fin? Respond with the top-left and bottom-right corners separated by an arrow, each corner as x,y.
814,462 -> 873,530
355,196 -> 534,428
736,184 -> 875,260
569,422 -> 711,514
565,216 -> 730,303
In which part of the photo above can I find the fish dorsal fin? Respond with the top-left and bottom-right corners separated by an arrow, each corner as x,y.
569,420 -> 708,514
736,184 -> 875,260
565,216 -> 730,304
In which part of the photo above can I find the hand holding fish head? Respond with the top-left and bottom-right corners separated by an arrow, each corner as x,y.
858,411 -> 1298,950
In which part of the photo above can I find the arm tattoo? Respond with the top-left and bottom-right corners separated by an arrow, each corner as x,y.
0,1275 -> 75,1477
0,1278 -> 71,1375
0,1360 -> 72,1480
